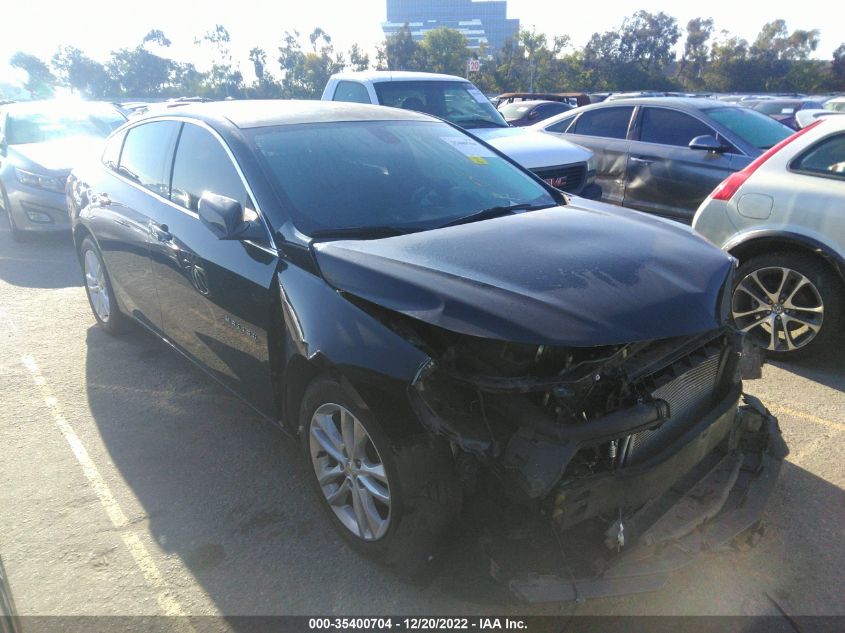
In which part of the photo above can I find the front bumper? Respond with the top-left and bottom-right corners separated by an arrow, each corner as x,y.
486,394 -> 786,602
3,179 -> 70,233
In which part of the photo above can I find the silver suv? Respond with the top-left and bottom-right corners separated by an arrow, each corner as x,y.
693,117 -> 845,359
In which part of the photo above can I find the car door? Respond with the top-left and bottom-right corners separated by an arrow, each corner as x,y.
544,106 -> 634,205
91,120 -> 181,332
624,106 -> 737,221
148,121 -> 279,416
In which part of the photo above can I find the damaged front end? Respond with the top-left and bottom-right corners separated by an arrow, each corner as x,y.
401,316 -> 785,601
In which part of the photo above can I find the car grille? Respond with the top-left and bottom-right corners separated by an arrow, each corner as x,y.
531,163 -> 587,194
625,347 -> 723,466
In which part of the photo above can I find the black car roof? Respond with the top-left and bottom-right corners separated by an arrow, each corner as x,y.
142,99 -> 432,129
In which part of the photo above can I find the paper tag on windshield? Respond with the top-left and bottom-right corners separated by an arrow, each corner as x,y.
441,136 -> 496,163
467,87 -> 489,104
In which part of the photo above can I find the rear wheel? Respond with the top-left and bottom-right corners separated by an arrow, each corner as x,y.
732,252 -> 843,360
300,377 -> 460,577
79,236 -> 126,335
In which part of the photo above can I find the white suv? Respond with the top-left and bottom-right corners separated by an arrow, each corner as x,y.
693,117 -> 845,358
322,71 -> 597,197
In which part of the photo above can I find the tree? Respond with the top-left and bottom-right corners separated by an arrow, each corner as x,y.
106,30 -> 176,97
677,18 -> 714,90
832,43 -> 845,90
51,46 -> 113,97
10,52 -> 55,98
704,33 -> 753,92
619,11 -> 681,75
379,25 -> 420,71
347,44 -> 370,71
417,28 -> 469,77
249,47 -> 267,82
277,28 -> 344,98
199,24 -> 243,97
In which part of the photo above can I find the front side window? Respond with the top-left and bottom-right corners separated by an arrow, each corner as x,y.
544,114 -> 576,134
639,108 -> 713,147
170,123 -> 250,212
333,81 -> 371,104
250,120 -> 555,236
118,121 -> 180,197
373,81 -> 507,129
792,133 -> 845,180
101,129 -> 126,171
706,107 -> 792,150
571,107 -> 634,139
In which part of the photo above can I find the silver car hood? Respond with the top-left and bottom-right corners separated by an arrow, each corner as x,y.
471,127 -> 592,170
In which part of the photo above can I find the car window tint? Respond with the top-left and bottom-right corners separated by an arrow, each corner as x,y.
545,115 -> 576,133
793,133 -> 845,180
101,129 -> 126,171
639,108 -> 713,147
707,107 -> 792,150
170,123 -> 250,212
571,107 -> 634,139
333,81 -> 371,104
118,121 -> 180,197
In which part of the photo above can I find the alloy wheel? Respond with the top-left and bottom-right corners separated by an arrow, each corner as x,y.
83,248 -> 111,323
309,403 -> 391,541
732,266 -> 824,352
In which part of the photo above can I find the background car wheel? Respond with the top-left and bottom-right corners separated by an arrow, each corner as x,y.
300,376 -> 460,578
79,236 -> 126,335
732,252 -> 844,360
0,187 -> 24,243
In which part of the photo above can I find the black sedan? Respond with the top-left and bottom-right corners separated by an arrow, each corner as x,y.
68,101 -> 784,598
751,99 -> 826,130
532,97 -> 793,221
497,99 -> 573,127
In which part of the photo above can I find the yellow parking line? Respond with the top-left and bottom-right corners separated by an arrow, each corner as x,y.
21,355 -> 195,623
768,403 -> 845,432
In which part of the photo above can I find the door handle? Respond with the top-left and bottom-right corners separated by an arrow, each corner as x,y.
151,223 -> 173,242
630,156 -> 655,165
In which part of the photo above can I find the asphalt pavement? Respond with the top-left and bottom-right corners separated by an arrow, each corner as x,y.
1,218 -> 843,623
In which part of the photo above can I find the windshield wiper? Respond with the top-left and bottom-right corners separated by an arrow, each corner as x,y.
309,225 -> 419,240
436,203 -> 556,229
457,118 -> 508,129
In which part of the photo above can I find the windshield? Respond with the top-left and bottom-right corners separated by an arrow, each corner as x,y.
373,81 -> 508,129
6,102 -> 126,145
498,102 -> 533,119
250,120 -> 555,237
706,107 -> 792,150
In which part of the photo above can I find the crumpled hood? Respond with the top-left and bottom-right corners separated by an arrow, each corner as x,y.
470,127 -> 592,170
312,202 -> 735,347
9,136 -> 105,173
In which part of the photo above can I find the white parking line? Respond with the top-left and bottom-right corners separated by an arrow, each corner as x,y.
20,354 -> 193,622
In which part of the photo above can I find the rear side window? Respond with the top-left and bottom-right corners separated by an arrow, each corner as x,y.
118,121 -> 181,197
333,81 -> 371,104
101,130 -> 126,171
170,123 -> 250,212
639,108 -> 713,147
792,133 -> 845,180
571,107 -> 634,139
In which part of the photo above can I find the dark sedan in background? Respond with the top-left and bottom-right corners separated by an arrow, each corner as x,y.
0,100 -> 126,240
533,97 -> 793,221
751,98 -> 826,129
66,100 -> 783,600
498,99 -> 573,127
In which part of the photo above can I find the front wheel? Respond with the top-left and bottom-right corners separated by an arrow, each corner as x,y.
732,252 -> 843,360
300,377 -> 460,577
79,236 -> 126,335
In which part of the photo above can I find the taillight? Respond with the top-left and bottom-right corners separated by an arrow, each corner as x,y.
711,119 -> 824,201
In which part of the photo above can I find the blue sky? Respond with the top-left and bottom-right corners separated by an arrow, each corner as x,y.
1,0 -> 840,83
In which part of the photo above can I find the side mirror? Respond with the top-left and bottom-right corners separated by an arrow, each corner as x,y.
198,192 -> 265,241
689,134 -> 730,153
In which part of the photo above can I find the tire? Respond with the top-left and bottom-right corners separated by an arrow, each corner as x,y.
0,187 -> 24,243
732,251 -> 844,360
300,376 -> 460,578
79,236 -> 127,335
